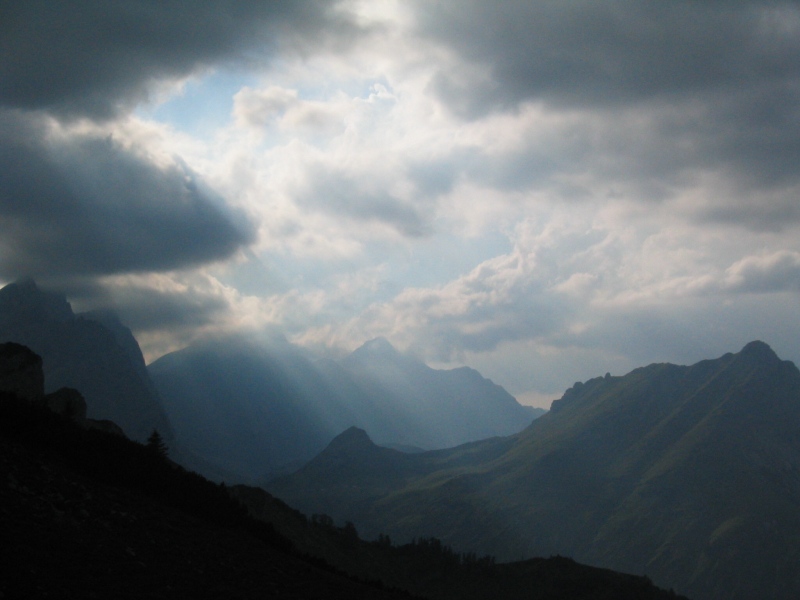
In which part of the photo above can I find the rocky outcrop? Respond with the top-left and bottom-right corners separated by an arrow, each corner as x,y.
0,342 -> 44,402
0,280 -> 172,442
85,418 -> 126,436
43,387 -> 87,422
0,341 -> 127,438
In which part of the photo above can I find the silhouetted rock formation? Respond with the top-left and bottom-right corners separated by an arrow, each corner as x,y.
0,280 -> 172,441
0,342 -> 43,401
43,386 -> 87,422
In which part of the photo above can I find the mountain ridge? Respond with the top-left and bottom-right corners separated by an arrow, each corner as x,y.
149,334 -> 539,481
269,341 -> 800,600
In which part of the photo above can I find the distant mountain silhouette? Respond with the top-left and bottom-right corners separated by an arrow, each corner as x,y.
269,341 -> 800,600
0,280 -> 172,441
343,337 -> 543,448
149,335 -> 539,482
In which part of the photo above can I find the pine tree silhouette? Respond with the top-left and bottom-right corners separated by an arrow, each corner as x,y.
146,429 -> 168,459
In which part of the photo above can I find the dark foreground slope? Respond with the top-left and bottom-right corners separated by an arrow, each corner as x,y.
0,395 -> 409,600
269,341 -> 800,600
231,482 -> 686,600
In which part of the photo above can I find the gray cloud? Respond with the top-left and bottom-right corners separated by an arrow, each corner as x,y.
415,1 -> 800,114
100,285 -> 229,334
0,0 -> 360,119
724,251 -> 800,293
411,1 -> 800,228
295,166 -> 431,237
0,112 -> 254,278
0,1 -> 362,283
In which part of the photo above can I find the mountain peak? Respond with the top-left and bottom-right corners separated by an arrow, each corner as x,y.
346,337 -> 403,365
738,340 -> 778,362
0,279 -> 74,324
360,337 -> 399,356
327,426 -> 374,451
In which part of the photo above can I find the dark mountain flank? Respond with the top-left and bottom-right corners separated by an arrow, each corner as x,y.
149,335 -> 538,482
269,341 -> 800,600
0,280 -> 171,441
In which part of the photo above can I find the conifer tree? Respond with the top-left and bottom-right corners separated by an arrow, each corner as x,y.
146,429 -> 168,459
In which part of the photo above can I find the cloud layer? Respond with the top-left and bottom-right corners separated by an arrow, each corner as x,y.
0,0 -> 357,118
3,1 -> 800,405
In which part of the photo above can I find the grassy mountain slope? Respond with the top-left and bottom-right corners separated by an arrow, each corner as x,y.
268,341 -> 800,600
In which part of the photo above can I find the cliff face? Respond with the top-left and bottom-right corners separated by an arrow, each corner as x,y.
0,280 -> 171,441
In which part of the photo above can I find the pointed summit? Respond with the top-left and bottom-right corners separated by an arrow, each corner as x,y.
313,427 -> 383,465
326,426 -> 374,451
348,337 -> 401,362
0,279 -> 74,325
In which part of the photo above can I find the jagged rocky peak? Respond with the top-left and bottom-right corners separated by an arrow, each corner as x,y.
0,279 -> 172,442
0,279 -> 74,324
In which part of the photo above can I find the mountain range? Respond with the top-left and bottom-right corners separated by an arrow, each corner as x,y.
0,338 -> 683,599
4,279 -> 799,598
268,341 -> 800,600
0,280 -> 539,482
148,334 -> 540,481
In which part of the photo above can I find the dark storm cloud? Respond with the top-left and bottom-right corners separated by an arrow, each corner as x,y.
412,1 -> 800,229
51,277 -> 229,333
414,1 -> 800,113
0,1 -> 355,280
0,112 -> 254,278
0,0 -> 358,119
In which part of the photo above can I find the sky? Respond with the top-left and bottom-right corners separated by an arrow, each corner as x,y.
2,1 -> 800,407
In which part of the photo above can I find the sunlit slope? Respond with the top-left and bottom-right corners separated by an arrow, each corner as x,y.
343,337 -> 542,449
269,341 -> 800,600
150,335 -> 538,482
